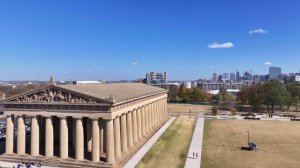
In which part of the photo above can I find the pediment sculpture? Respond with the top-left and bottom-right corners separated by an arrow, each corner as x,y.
10,88 -> 99,104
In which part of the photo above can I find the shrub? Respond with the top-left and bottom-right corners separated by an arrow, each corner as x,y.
211,106 -> 218,115
230,108 -> 238,116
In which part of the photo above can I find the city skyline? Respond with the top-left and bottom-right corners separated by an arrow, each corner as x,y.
1,1 -> 300,81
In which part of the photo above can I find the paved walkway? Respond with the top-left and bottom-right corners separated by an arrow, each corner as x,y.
184,114 -> 205,168
123,117 -> 176,168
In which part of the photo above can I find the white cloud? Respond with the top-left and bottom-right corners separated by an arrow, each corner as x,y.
208,42 -> 234,49
62,71 -> 69,74
132,62 -> 139,66
87,70 -> 94,73
264,61 -> 272,66
249,28 -> 268,34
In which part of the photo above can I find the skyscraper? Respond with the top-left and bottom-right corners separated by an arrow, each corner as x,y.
212,73 -> 218,81
230,73 -> 236,81
236,71 -> 241,82
223,73 -> 229,81
218,75 -> 223,81
269,67 -> 282,79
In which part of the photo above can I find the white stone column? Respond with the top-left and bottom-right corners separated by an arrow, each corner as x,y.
120,114 -> 128,153
127,112 -> 133,148
113,117 -> 122,159
152,103 -> 155,128
132,109 -> 138,144
75,118 -> 84,160
144,104 -> 149,135
106,119 -> 115,164
137,108 -> 142,140
31,116 -> 39,156
5,115 -> 14,154
154,102 -> 158,127
148,105 -> 151,130
17,115 -> 26,155
158,100 -> 162,123
45,116 -> 54,157
149,104 -> 153,130
60,117 -> 68,159
161,99 -> 167,121
141,106 -> 146,137
92,119 -> 100,162
166,98 -> 168,120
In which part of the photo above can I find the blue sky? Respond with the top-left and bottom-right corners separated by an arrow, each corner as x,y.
1,0 -> 300,81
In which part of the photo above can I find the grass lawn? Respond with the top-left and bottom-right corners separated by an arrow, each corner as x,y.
137,117 -> 196,168
201,119 -> 300,168
168,103 -> 211,113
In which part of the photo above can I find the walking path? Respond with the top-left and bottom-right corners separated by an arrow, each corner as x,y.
123,117 -> 176,168
184,114 -> 205,168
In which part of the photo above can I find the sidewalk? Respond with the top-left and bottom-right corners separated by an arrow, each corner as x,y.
184,115 -> 205,168
123,117 -> 176,168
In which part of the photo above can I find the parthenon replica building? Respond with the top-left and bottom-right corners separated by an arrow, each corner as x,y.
0,83 -> 168,167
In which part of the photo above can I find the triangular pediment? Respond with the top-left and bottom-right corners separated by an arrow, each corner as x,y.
4,85 -> 110,104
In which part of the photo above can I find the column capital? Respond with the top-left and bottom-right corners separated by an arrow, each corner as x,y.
73,116 -> 83,119
90,117 -> 100,120
5,114 -> 13,118
44,115 -> 53,119
57,115 -> 68,119
15,114 -> 24,117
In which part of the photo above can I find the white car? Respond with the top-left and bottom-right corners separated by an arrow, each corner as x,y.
253,113 -> 268,119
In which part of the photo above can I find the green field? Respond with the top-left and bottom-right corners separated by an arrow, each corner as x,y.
137,117 -> 196,168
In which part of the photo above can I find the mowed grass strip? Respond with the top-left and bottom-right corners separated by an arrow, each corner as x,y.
137,117 -> 196,168
201,119 -> 300,168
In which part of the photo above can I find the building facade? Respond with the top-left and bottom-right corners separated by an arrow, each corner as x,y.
269,67 -> 282,79
0,83 -> 168,167
145,72 -> 167,84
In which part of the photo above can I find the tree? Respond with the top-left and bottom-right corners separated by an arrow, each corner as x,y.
190,88 -> 210,102
168,84 -> 179,99
179,84 -> 188,102
286,83 -> 300,111
222,92 -> 236,102
262,80 -> 289,113
237,84 -> 264,111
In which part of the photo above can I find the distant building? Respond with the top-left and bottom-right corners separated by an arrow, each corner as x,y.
236,71 -> 241,82
269,67 -> 282,79
218,75 -> 223,82
146,72 -> 167,84
223,73 -> 229,81
184,81 -> 192,88
296,75 -> 300,82
230,73 -> 236,81
197,82 -> 242,90
242,71 -> 253,80
212,73 -> 218,82
191,81 -> 198,87
73,81 -> 102,85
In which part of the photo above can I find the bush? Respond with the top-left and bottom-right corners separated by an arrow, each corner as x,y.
230,108 -> 238,116
211,106 -> 218,115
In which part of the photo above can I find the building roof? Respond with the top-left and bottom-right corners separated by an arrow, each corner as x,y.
59,83 -> 167,102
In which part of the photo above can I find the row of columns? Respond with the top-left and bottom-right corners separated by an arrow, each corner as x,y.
5,115 -> 104,161
105,98 -> 168,164
5,97 -> 168,165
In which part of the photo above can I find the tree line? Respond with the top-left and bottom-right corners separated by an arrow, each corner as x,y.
237,80 -> 300,112
168,84 -> 211,103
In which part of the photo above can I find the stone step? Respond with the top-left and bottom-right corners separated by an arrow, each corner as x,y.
0,154 -> 112,168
